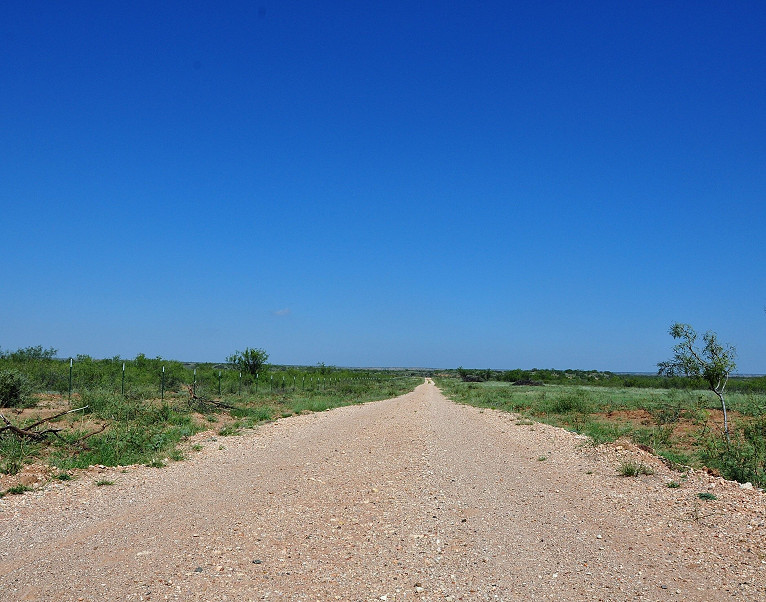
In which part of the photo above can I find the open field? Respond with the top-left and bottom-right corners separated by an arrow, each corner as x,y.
435,376 -> 766,488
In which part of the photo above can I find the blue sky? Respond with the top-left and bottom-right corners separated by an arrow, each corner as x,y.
2,2 -> 765,372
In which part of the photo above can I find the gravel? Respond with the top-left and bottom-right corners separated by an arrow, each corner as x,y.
1,379 -> 764,601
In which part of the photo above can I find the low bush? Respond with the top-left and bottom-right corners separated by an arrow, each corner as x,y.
0,369 -> 33,408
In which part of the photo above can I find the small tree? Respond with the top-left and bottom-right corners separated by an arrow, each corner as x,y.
658,323 -> 736,445
227,347 -> 269,376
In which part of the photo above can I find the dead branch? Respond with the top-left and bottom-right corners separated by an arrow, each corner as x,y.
203,398 -> 236,409
0,406 -> 90,442
186,384 -> 236,409
74,423 -> 108,445
1,413 -> 60,441
189,397 -> 237,411
22,406 -> 89,431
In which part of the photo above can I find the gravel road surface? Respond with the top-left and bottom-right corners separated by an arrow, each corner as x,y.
1,380 -> 765,601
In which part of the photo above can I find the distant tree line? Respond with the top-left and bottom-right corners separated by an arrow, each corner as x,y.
453,366 -> 766,393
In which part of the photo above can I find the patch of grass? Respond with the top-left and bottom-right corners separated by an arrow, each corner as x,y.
55,472 -> 72,481
537,456 -> 547,462
218,423 -> 241,437
1,458 -> 23,476
6,484 -> 32,495
191,444 -> 203,452
617,460 -> 654,477
229,406 -> 272,421
667,481 -> 681,488
95,479 -> 114,486
0,434 -> 41,475
697,491 -> 717,500
542,389 -> 594,414
581,420 -> 632,446
145,459 -> 165,468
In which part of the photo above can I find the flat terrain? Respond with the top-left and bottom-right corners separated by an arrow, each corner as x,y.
1,380 -> 765,601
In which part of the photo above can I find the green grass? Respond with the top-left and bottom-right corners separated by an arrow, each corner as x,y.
435,376 -> 766,487
0,364 -> 420,481
5,484 -> 32,495
217,423 -> 241,437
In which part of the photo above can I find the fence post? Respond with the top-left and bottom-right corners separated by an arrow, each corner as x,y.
239,371 -> 242,395
68,358 -> 73,400
121,362 -> 125,396
193,368 -> 197,396
218,371 -> 222,396
161,365 -> 165,401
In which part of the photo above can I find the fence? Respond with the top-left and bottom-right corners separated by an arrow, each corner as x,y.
0,355 -> 409,402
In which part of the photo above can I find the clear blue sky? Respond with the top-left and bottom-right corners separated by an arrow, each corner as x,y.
2,2 -> 764,372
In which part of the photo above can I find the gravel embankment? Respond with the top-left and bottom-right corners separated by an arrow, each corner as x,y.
1,380 -> 764,601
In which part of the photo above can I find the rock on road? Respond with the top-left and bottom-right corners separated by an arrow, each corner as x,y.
1,380 -> 765,601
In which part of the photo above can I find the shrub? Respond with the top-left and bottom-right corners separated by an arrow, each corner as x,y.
0,369 -> 32,408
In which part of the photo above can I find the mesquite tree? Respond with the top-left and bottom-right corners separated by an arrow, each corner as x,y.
658,323 -> 736,445
227,347 -> 269,376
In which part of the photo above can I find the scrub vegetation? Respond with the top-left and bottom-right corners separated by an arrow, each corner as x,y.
0,346 -> 420,488
436,370 -> 766,487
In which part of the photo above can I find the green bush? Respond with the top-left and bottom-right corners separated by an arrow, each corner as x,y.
0,369 -> 33,408
542,389 -> 593,414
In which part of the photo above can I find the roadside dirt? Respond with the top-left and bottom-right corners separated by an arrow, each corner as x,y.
1,380 -> 764,601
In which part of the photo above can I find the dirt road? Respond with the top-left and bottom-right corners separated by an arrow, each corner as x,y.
1,380 -> 765,601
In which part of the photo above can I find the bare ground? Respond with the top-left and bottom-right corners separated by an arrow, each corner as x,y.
1,380 -> 765,601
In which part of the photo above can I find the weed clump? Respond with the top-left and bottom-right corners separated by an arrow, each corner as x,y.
6,484 -> 32,495
618,460 -> 654,477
